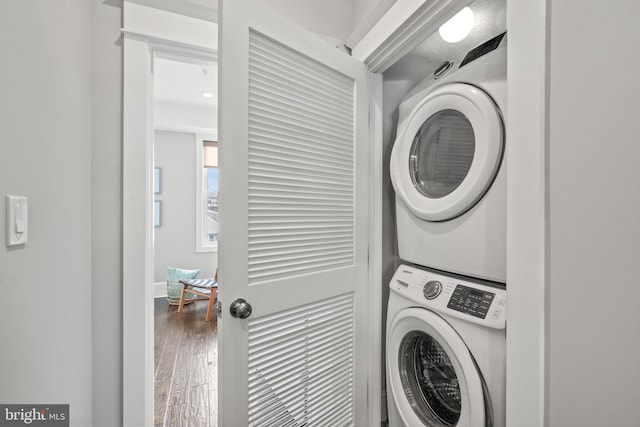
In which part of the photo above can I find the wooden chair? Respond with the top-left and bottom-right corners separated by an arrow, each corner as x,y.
177,278 -> 218,321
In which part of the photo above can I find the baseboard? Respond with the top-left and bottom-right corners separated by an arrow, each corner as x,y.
154,281 -> 167,298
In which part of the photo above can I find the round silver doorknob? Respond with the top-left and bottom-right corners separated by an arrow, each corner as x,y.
230,298 -> 252,319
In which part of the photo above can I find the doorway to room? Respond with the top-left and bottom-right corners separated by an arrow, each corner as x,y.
152,54 -> 219,426
121,2 -> 221,424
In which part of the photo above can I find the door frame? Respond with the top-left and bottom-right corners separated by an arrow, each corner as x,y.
350,0 -> 549,425
122,10 -> 218,426
122,4 -> 382,426
123,1 -> 549,426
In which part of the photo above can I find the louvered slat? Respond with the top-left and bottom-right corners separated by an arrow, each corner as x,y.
248,30 -> 355,284
248,293 -> 354,427
251,121 -> 353,154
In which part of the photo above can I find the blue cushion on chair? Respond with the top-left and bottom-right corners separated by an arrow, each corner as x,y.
166,267 -> 200,305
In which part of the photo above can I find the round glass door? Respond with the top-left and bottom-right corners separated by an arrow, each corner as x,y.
399,331 -> 462,425
387,308 -> 487,427
409,109 -> 475,199
390,83 -> 504,221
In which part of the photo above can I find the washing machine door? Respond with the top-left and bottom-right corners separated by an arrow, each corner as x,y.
390,83 -> 504,221
387,308 -> 490,427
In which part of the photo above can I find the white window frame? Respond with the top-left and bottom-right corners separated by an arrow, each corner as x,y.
195,132 -> 219,253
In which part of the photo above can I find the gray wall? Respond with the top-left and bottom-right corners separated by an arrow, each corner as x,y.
547,1 -> 640,425
154,131 -> 217,283
0,1 -> 93,425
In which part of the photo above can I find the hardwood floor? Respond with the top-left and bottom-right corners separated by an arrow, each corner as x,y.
154,297 -> 218,427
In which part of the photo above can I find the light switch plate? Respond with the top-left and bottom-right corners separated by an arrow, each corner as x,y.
6,195 -> 28,246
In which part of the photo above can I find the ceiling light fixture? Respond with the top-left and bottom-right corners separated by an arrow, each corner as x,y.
439,7 -> 474,43
201,92 -> 214,98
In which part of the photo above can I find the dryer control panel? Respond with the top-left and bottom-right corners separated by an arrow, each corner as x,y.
390,264 -> 506,329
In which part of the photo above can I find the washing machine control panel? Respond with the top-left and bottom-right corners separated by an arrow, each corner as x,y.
390,264 -> 506,329
447,285 -> 495,319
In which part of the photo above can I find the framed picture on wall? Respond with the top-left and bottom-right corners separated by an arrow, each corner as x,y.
154,167 -> 162,194
154,200 -> 162,227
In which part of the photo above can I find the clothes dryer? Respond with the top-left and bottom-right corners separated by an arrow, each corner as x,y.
390,33 -> 507,282
386,264 -> 506,427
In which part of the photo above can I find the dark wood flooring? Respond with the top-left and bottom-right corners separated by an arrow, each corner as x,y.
154,297 -> 218,427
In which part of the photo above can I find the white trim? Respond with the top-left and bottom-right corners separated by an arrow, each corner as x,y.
154,123 -> 217,136
505,0 -> 548,426
154,281 -> 168,298
351,0 -> 473,73
367,72 -> 384,427
344,0 -> 398,51
126,0 -> 219,23
122,29 -> 218,64
122,33 -> 155,427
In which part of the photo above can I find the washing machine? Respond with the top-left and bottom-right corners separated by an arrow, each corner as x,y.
390,32 -> 507,283
386,264 -> 506,427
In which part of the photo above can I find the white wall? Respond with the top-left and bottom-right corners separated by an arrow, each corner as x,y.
154,131 -> 217,283
352,0 -> 380,29
256,0 -> 354,41
547,1 -> 640,425
91,1 -> 123,426
155,102 -> 218,131
0,1 -> 93,425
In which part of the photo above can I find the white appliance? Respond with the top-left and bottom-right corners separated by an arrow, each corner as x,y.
390,33 -> 507,282
386,264 -> 506,427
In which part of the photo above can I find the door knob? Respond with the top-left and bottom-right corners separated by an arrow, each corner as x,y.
229,298 -> 252,319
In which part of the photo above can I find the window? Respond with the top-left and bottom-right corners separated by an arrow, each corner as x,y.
196,136 -> 218,252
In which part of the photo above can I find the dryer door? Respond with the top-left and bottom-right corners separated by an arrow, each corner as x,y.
390,83 -> 504,221
387,308 -> 490,427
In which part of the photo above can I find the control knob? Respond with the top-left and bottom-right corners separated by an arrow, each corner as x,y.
423,281 -> 442,300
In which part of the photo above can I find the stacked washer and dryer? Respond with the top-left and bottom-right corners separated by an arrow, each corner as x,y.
386,32 -> 508,427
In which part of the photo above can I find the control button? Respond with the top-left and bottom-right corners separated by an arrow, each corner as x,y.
423,281 -> 442,300
396,279 -> 410,288
491,308 -> 502,319
496,298 -> 506,306
434,61 -> 452,79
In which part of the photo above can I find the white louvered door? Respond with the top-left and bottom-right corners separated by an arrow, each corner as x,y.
218,1 -> 371,426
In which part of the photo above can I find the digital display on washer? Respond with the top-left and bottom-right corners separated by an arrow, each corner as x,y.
447,285 -> 495,319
